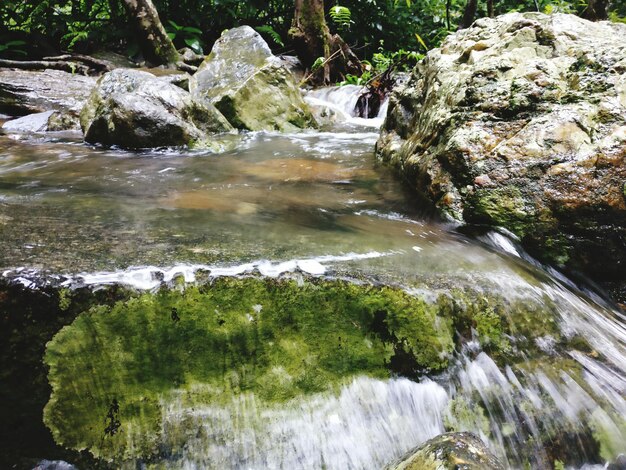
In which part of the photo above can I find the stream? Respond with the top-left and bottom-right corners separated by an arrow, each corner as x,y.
0,86 -> 625,470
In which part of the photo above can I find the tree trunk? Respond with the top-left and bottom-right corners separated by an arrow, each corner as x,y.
459,0 -> 478,29
289,0 -> 361,85
583,0 -> 608,20
487,0 -> 495,17
120,0 -> 179,67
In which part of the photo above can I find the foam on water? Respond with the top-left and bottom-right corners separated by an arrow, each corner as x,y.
71,251 -> 395,289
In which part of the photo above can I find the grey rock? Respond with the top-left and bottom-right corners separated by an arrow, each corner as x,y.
0,69 -> 96,116
384,432 -> 504,470
190,26 -> 316,132
80,68 -> 233,149
2,110 -> 80,132
377,13 -> 626,278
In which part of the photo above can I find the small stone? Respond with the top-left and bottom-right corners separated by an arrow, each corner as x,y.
474,174 -> 493,186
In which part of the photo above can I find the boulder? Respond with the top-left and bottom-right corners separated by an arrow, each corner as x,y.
377,13 -> 626,279
385,432 -> 504,470
190,26 -> 316,132
80,69 -> 233,149
0,69 -> 96,116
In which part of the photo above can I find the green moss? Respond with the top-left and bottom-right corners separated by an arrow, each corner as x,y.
467,187 -> 536,238
444,396 -> 490,435
57,288 -> 71,311
590,411 -> 626,462
44,277 -> 454,462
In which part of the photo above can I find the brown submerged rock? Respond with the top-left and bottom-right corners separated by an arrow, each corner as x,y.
377,13 -> 626,280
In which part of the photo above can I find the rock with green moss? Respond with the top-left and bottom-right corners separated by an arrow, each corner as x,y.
190,26 -> 317,131
377,13 -> 626,280
80,69 -> 233,149
43,277 -> 455,462
385,432 -> 504,470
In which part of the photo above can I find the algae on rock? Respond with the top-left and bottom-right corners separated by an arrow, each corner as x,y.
377,12 -> 626,279
43,277 -> 455,462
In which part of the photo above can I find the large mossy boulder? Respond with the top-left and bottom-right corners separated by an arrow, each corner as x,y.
377,13 -> 626,279
385,432 -> 504,470
190,26 -> 316,132
40,275 -> 601,465
80,69 -> 233,149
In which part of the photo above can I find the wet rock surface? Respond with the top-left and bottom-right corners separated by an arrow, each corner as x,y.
2,110 -> 80,132
385,432 -> 504,470
377,13 -> 626,279
80,69 -> 233,149
190,26 -> 316,132
0,69 -> 96,116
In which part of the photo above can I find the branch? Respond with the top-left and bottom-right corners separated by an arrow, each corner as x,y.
299,47 -> 343,86
43,54 -> 112,73
0,59 -> 91,75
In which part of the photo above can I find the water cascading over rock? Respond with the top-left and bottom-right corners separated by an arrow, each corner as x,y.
377,12 -> 626,280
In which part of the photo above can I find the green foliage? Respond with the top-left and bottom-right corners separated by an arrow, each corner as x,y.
0,39 -> 27,57
329,5 -> 353,31
1,0 -> 624,78
255,25 -> 284,47
340,48 -> 423,86
311,56 -> 325,71
166,20 -> 204,54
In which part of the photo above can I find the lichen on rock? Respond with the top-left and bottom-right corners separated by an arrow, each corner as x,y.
80,68 -> 233,149
377,12 -> 626,279
190,26 -> 317,132
385,431 -> 504,470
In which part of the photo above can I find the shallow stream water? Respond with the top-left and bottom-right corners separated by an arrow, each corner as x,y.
0,87 -> 624,470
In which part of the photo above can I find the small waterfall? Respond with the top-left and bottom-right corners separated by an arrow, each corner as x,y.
305,85 -> 389,128
161,377 -> 448,469
447,351 -> 626,468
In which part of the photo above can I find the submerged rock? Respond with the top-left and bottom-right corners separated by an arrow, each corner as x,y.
377,13 -> 626,279
0,69 -> 95,117
385,432 -> 504,470
190,26 -> 316,131
80,69 -> 233,149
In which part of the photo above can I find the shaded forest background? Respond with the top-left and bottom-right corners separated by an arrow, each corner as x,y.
1,0 -> 625,74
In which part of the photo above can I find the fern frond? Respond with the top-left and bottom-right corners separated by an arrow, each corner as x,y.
329,5 -> 352,30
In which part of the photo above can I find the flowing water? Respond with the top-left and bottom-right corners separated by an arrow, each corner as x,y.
0,87 -> 625,470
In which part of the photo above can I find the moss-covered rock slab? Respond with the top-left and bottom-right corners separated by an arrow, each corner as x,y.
190,26 -> 316,132
43,277 -> 455,462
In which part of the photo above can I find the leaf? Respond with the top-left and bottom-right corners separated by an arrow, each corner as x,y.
167,32 -> 176,40
255,25 -> 284,47
182,26 -> 203,35
329,5 -> 352,30
184,38 -> 203,55
414,33 -> 428,51
311,56 -> 325,71
167,20 -> 182,31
